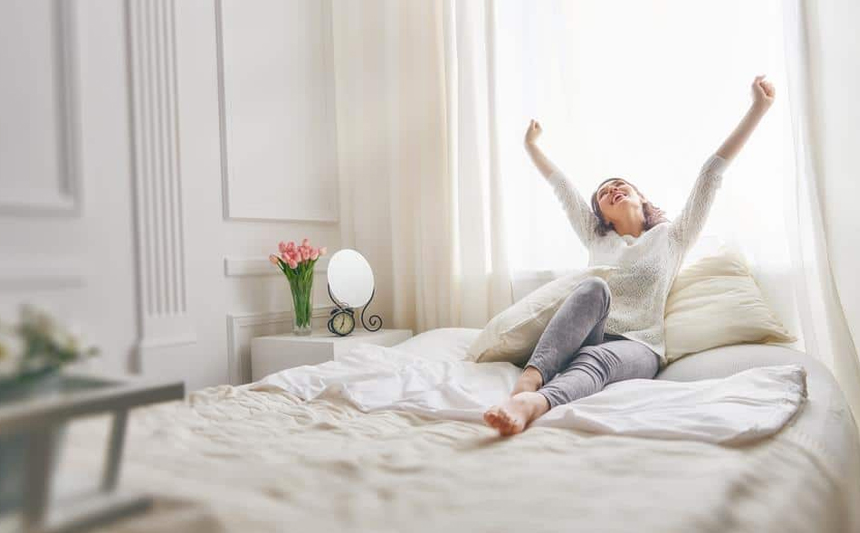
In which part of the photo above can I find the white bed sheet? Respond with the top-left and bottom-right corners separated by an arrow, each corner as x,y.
393,328 -> 860,526
257,341 -> 808,445
47,328 -> 860,533
432,328 -> 860,495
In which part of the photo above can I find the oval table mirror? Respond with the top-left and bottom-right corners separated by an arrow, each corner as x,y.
326,249 -> 382,335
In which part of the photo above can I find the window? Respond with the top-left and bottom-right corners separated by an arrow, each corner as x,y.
495,0 -> 791,274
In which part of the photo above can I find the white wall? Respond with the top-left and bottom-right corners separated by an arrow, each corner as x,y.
0,0 -> 383,391
211,0 -> 347,386
0,0 -> 138,377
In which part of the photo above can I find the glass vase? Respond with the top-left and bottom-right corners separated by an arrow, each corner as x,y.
288,274 -> 314,336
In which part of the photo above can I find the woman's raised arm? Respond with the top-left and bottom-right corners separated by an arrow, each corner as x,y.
671,76 -> 775,255
524,120 -> 561,177
525,119 -> 598,247
715,75 -> 775,162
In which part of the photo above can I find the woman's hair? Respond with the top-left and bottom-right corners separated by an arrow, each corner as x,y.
590,178 -> 669,237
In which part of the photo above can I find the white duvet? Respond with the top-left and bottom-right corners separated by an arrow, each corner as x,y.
257,342 -> 808,445
52,336 -> 859,533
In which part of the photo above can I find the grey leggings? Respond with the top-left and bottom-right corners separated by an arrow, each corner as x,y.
526,276 -> 661,409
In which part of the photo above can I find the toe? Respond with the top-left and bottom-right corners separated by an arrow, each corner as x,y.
484,407 -> 505,430
498,409 -> 515,435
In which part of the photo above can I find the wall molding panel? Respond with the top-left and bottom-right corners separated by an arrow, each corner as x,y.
0,258 -> 87,291
0,0 -> 81,216
127,0 -> 194,350
214,0 -> 340,223
223,256 -> 330,278
226,306 -> 336,385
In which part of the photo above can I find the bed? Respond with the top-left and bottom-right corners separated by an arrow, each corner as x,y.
55,327 -> 860,533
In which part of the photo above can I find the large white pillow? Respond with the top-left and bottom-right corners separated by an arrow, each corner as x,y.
466,266 -> 619,366
664,243 -> 797,364
393,327 -> 481,362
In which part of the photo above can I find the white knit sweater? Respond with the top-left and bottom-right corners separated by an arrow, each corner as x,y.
545,154 -> 730,370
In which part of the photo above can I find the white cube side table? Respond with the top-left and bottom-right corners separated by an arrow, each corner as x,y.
250,328 -> 413,382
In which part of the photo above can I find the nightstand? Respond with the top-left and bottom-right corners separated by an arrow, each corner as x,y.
250,328 -> 413,381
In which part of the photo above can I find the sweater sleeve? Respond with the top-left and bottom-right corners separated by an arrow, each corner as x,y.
669,154 -> 729,255
546,169 -> 599,248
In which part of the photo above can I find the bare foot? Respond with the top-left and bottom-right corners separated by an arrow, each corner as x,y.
511,366 -> 544,397
483,392 -> 551,436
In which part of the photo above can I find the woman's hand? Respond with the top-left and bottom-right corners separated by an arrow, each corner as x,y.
715,76 -> 774,160
523,119 -> 557,178
751,75 -> 775,112
524,119 -> 543,146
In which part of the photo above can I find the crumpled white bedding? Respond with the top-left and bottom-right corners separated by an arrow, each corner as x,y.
50,338 -> 859,533
258,343 -> 808,445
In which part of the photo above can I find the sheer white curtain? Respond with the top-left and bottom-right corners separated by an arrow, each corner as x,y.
782,0 -> 860,431
439,0 -> 514,328
497,0 -> 812,355
496,0 -> 794,302
332,0 -> 513,332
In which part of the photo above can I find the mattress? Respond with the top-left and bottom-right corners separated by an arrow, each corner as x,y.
39,328 -> 860,533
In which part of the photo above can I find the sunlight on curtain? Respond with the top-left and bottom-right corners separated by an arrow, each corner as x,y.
496,0 -> 791,269
494,0 -> 799,340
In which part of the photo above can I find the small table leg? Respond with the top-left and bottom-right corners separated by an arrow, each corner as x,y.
102,409 -> 128,492
23,410 -> 151,533
22,426 -> 59,530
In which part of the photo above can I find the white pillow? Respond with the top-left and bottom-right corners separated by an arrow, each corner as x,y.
664,243 -> 797,364
466,266 -> 619,366
393,328 -> 481,362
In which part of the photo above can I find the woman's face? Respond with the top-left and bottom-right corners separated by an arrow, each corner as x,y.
596,178 -> 643,220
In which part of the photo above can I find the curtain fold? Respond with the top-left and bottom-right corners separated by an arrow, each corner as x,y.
440,0 -> 513,330
335,0 -> 513,334
782,0 -> 860,432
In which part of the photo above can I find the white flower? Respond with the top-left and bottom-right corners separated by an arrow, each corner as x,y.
21,303 -> 60,338
53,323 -> 81,353
20,304 -> 89,356
0,329 -> 25,379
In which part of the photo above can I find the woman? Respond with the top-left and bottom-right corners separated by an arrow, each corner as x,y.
484,75 -> 776,436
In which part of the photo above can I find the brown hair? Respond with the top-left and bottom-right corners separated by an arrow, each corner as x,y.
590,178 -> 669,237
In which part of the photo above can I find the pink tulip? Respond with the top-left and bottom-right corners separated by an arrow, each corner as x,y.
286,241 -> 296,251
287,259 -> 298,269
310,249 -> 319,260
301,248 -> 310,261
302,238 -> 310,248
278,242 -> 288,254
269,254 -> 280,266
281,252 -> 292,263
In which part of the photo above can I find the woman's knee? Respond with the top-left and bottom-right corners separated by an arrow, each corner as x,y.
578,277 -> 610,307
563,276 -> 610,311
579,276 -> 610,295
